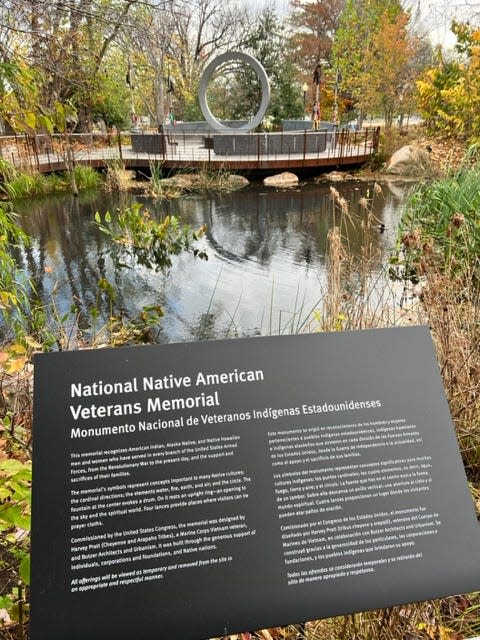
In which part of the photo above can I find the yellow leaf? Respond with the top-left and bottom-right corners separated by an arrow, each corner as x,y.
8,343 -> 26,355
23,111 -> 37,130
5,356 -> 27,374
0,291 -> 15,309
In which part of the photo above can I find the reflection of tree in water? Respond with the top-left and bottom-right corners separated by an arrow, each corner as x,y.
203,193 -> 290,266
202,188 -> 331,267
187,311 -> 219,342
15,194 -> 136,327
195,183 -> 396,277
10,181 -> 406,340
163,189 -> 334,269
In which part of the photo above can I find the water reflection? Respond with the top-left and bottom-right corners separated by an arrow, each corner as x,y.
13,180 -> 409,342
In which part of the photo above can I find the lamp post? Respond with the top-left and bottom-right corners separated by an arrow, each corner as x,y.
302,82 -> 308,115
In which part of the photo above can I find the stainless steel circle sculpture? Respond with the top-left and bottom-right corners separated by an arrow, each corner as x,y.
198,51 -> 271,133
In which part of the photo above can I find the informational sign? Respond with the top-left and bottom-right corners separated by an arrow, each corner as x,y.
31,326 -> 480,640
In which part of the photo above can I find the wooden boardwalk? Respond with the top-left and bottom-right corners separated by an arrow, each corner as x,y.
1,128 -> 378,176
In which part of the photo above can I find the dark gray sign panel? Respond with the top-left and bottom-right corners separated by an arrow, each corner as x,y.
31,326 -> 480,640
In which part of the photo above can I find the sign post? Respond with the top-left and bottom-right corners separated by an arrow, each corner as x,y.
32,326 -> 480,640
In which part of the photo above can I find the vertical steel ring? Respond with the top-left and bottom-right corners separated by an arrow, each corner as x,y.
198,51 -> 270,133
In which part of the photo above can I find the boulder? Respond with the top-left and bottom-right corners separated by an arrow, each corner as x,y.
166,174 -> 198,189
158,173 -> 249,192
154,174 -> 195,190
263,172 -> 299,188
384,145 -> 434,177
226,174 -> 250,190
319,171 -> 354,182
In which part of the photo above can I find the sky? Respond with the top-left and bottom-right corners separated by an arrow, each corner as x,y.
405,0 -> 480,47
267,0 -> 480,48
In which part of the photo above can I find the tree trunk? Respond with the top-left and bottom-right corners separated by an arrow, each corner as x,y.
66,142 -> 79,197
77,104 -> 93,133
154,60 -> 166,129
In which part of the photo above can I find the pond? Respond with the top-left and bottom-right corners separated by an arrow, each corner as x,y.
13,179 -> 410,343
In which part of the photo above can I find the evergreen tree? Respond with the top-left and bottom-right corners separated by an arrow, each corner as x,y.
236,8 -> 304,126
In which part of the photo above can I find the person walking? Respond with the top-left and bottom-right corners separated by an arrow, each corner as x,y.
168,107 -> 176,126
312,100 -> 320,131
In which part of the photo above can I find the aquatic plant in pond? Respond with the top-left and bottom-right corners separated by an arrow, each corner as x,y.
95,202 -> 208,272
93,202 -> 208,341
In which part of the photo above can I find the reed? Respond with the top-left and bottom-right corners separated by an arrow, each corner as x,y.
73,165 -> 101,190
396,160 -> 480,284
192,166 -> 237,191
147,166 -> 245,199
104,159 -> 136,193
1,171 -> 51,199
0,158 -> 101,199
304,178 -> 480,640
148,163 -> 183,199
315,183 -> 418,334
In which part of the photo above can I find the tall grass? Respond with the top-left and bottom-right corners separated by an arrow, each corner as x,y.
193,166 -> 239,191
0,158 -> 101,199
147,166 -> 245,199
304,179 -> 480,640
73,165 -> 102,190
324,176 -> 480,484
1,171 -> 52,200
104,159 -> 135,193
0,202 -> 33,338
391,151 -> 480,485
314,184 -> 418,333
396,161 -> 480,284
148,163 -> 182,199
0,157 -> 20,183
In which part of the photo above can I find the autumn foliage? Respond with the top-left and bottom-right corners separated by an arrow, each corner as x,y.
417,24 -> 480,143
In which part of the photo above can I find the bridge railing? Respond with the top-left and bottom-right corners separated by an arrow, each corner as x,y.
0,127 -> 380,173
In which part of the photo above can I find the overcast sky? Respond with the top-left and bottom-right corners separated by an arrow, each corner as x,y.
267,0 -> 480,48
405,0 -> 480,46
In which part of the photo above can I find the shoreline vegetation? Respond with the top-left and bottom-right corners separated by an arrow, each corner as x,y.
0,153 -> 251,202
1,135 -> 480,640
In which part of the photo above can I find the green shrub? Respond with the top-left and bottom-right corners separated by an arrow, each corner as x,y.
393,156 -> 480,283
73,165 -> 101,190
0,458 -> 31,627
